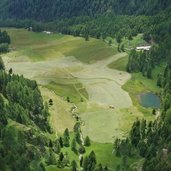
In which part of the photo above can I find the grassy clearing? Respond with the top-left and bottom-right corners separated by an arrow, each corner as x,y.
108,56 -> 128,71
106,34 -> 146,50
122,34 -> 146,50
4,28 -> 116,63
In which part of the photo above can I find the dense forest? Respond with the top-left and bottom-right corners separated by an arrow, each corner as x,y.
0,0 -> 170,42
0,0 -> 170,20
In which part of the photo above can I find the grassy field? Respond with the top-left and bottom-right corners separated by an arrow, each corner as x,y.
4,28 -> 116,63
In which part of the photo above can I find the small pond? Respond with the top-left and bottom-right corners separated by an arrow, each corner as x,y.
139,92 -> 160,109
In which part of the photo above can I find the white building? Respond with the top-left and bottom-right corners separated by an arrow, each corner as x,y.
136,46 -> 151,51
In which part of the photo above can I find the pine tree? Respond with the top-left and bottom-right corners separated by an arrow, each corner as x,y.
75,131 -> 82,145
83,156 -> 89,171
85,34 -> 89,41
121,44 -> 125,52
116,33 -> 122,44
16,113 -> 23,124
54,139 -> 61,154
59,136 -> 64,148
39,162 -> 46,171
168,141 -> 171,153
108,40 -> 112,46
63,136 -> 70,147
95,164 -> 103,171
138,140 -> 147,157
49,140 -> 53,148
79,145 -> 86,154
9,68 -> 13,75
67,96 -> 70,102
84,136 -> 91,146
63,128 -> 70,147
59,152 -> 64,162
49,99 -> 53,106
71,138 -> 77,154
0,57 -> 5,70
147,67 -> 152,78
64,128 -> 69,137
104,166 -> 108,171
152,109 -> 156,115
71,160 -> 77,171
47,150 -> 57,165
80,156 -> 83,167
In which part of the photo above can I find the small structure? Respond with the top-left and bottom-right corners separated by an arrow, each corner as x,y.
28,27 -> 33,31
136,46 -> 151,51
43,31 -> 52,35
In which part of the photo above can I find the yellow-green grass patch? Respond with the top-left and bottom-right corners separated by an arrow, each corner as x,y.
40,86 -> 75,133
80,106 -> 146,143
46,80 -> 88,103
108,56 -> 128,71
4,28 -> 116,63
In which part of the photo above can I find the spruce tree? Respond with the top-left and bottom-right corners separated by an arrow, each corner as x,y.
71,160 -> 77,171
71,138 -> 77,154
84,136 -> 91,146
